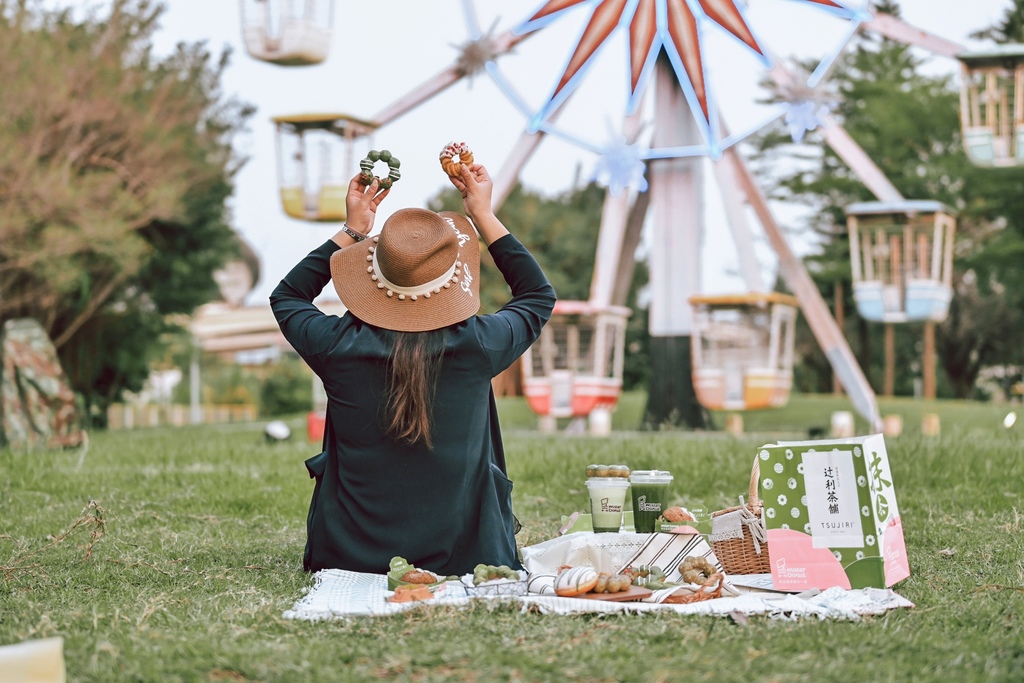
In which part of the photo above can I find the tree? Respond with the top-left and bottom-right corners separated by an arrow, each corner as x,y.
751,0 -> 1024,398
969,0 -> 1024,43
431,179 -> 605,307
429,178 -> 652,392
0,0 -> 253,420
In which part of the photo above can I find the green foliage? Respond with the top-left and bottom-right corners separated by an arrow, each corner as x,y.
753,13 -> 1024,397
1,395 -> 1022,681
496,181 -> 608,304
621,304 -> 651,391
970,0 -> 1024,42
0,0 -> 254,419
259,356 -> 313,417
173,357 -> 259,407
430,181 -> 603,309
429,181 -> 652,390
71,304 -> 180,423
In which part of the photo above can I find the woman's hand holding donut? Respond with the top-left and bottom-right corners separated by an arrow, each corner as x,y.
448,163 -> 491,222
332,173 -> 389,246
449,163 -> 509,245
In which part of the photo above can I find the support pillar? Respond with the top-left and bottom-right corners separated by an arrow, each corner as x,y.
189,338 -> 202,425
833,280 -> 845,395
643,54 -> 708,430
724,131 -> 882,430
923,321 -> 936,399
884,323 -> 895,397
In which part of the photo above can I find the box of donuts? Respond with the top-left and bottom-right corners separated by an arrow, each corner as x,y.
386,556 -> 449,592
757,434 -> 910,591
656,504 -> 711,535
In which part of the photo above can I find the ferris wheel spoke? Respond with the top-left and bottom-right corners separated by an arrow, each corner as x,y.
370,28 -> 529,126
461,0 -> 481,40
807,16 -> 865,88
491,127 -> 553,210
862,11 -> 963,58
766,59 -> 903,203
723,143 -> 882,431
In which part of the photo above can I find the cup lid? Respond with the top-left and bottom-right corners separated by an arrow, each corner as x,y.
629,469 -> 673,482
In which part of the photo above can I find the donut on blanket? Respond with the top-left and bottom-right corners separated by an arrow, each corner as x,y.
554,566 -> 599,597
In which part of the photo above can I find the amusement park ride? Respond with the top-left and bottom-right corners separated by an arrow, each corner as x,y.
237,0 -> 1023,434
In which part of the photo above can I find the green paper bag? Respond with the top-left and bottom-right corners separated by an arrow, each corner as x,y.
757,434 -> 910,591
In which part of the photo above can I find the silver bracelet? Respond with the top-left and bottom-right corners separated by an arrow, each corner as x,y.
340,223 -> 369,242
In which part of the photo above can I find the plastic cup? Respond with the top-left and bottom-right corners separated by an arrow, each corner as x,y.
585,477 -> 629,533
629,470 -> 674,533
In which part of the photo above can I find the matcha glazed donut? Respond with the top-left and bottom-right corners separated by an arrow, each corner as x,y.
358,149 -> 401,189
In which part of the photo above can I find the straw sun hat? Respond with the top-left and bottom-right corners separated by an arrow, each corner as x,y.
330,208 -> 481,332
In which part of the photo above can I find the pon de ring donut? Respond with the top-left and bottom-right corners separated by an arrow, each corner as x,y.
439,141 -> 474,177
359,149 -> 401,190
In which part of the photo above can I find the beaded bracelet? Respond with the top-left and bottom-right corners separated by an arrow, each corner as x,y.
358,149 -> 401,190
340,223 -> 369,242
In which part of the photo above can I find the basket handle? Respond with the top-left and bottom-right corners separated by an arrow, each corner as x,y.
748,455 -> 761,508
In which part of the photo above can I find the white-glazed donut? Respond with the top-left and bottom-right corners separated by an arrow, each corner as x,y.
554,566 -> 599,597
526,573 -> 557,595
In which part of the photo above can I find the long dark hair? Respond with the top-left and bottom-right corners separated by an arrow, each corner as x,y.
385,329 -> 447,448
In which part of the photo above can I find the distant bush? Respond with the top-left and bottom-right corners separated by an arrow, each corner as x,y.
260,358 -> 313,417
171,355 -> 260,407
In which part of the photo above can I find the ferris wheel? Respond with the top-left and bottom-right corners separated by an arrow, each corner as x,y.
238,0 -> 1021,433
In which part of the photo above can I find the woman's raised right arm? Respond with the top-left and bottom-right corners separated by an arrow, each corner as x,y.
269,240 -> 341,361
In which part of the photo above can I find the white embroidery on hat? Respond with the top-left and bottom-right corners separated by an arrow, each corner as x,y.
443,216 -> 470,247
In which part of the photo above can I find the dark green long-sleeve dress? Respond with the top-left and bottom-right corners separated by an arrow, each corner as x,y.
270,233 -> 555,575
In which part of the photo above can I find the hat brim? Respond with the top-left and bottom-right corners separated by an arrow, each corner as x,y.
331,211 -> 481,332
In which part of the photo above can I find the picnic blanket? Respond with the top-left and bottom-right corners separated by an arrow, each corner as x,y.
283,533 -> 913,621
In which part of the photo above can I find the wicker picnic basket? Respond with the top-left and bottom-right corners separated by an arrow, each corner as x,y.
710,456 -> 771,575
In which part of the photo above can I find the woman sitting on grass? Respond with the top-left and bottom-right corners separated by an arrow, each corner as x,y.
270,162 -> 555,575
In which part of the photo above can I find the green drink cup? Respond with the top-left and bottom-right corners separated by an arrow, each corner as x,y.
629,470 -> 674,533
585,477 -> 629,532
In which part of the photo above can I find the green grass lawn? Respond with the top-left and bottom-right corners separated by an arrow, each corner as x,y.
2,393 -> 1022,682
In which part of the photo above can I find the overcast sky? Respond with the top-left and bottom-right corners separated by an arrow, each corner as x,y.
145,0 -> 1013,304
